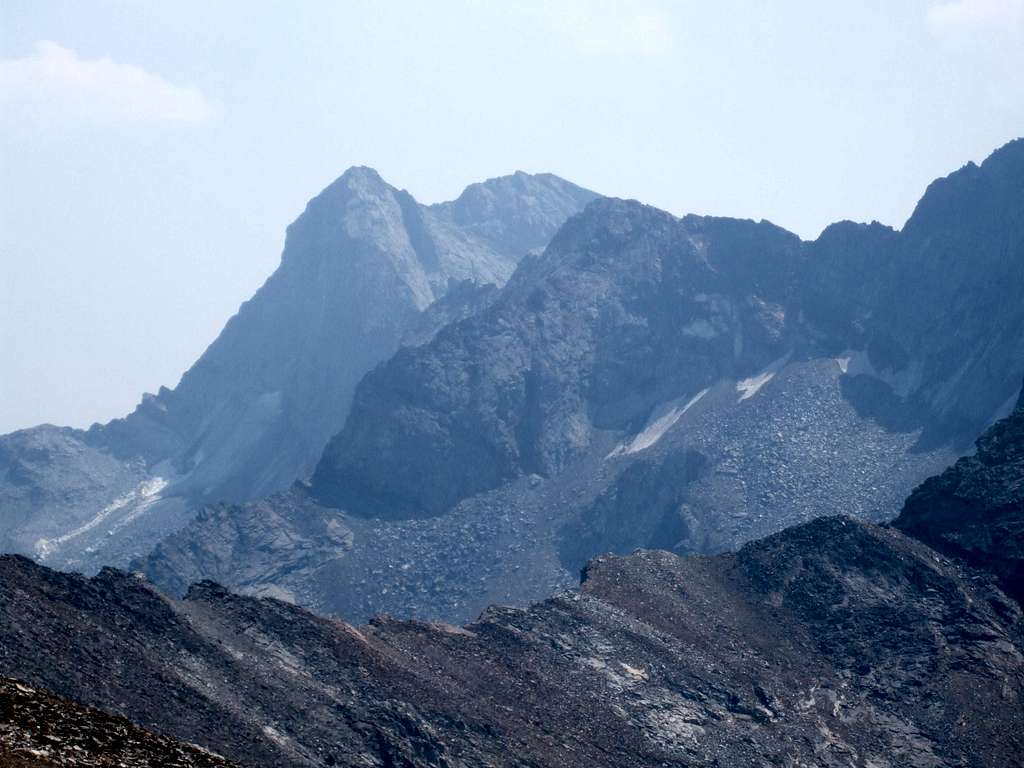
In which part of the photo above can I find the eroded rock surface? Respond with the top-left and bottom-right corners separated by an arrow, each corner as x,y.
895,379 -> 1024,603
6,395 -> 1024,768
147,142 -> 1024,623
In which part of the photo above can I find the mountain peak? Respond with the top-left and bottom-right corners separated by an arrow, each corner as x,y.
903,136 -> 1024,235
339,164 -> 383,179
315,165 -> 394,200
445,169 -> 596,211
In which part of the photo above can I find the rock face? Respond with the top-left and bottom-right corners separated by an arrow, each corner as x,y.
3,403 -> 1024,768
313,140 -> 1024,523
143,138 -> 1019,623
97,169 -> 597,504
311,203 -> 807,519
0,676 -> 241,767
0,170 -> 596,572
894,379 -> 1024,603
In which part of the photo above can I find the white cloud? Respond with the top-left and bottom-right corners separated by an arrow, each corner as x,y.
926,0 -> 1023,108
496,0 -> 672,57
927,0 -> 1024,48
927,0 -> 1024,33
0,41 -> 216,127
555,1 -> 671,56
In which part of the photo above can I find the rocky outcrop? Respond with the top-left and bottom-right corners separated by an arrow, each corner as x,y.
0,170 -> 595,572
98,167 -> 596,504
0,676 -> 241,767
143,356 -> 957,625
894,379 -> 1024,603
311,203 -> 806,518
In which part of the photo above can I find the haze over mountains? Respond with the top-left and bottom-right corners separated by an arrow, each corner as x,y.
0,170 -> 596,573
148,139 -> 1022,623
1,139 -> 1022,630
1,131 -> 1023,767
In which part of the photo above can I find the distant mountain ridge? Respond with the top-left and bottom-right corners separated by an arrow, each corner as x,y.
142,138 -> 1024,624
313,139 -> 1024,520
0,169 -> 597,572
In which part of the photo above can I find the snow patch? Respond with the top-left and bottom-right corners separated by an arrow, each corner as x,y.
836,349 -> 875,378
736,371 -> 774,401
607,389 -> 708,458
34,476 -> 168,561
833,348 -> 924,398
736,354 -> 790,403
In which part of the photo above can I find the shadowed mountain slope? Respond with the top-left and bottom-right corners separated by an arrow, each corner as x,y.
895,379 -> 1024,603
313,139 -> 1024,520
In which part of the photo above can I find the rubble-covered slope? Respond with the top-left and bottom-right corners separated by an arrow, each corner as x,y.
146,143 -> 1024,623
312,140 -> 1024,526
5,394 -> 1024,767
141,362 -> 955,624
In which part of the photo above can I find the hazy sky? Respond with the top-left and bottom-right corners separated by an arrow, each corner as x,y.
1,1 -> 1022,434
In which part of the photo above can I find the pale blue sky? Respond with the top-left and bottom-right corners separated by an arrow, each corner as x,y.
2,0 -> 1022,433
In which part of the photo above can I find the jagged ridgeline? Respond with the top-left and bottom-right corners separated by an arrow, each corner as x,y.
2,390 -> 1023,766
313,139 -> 1024,518
1,140 -> 1022,628
141,139 -> 1023,624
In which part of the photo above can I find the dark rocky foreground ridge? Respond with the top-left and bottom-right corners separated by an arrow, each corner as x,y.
0,170 -> 596,573
3,392 -> 1024,767
140,139 -> 1023,624
0,676 -> 241,767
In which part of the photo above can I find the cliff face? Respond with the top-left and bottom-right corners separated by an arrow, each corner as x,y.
312,140 -> 1024,524
98,167 -> 598,504
0,170 -> 596,572
894,380 -> 1024,603
311,202 -> 805,520
141,140 -> 1024,625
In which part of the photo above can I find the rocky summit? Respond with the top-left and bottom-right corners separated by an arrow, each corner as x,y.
139,140 -> 1024,624
2,392 -> 1024,766
0,170 -> 596,574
